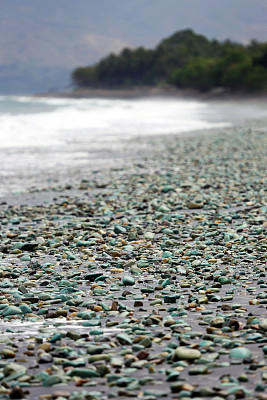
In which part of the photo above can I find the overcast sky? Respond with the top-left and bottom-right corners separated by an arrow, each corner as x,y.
1,0 -> 267,93
1,0 -> 267,68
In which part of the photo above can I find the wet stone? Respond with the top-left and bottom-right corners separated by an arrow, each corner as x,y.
38,353 -> 53,363
68,368 -> 99,378
2,306 -> 22,316
1,349 -> 16,358
229,347 -> 252,359
174,347 -> 201,361
122,276 -> 135,286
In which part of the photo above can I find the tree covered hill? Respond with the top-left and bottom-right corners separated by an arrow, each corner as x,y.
72,29 -> 267,92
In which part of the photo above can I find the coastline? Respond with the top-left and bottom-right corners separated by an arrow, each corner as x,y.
36,86 -> 267,102
0,117 -> 266,399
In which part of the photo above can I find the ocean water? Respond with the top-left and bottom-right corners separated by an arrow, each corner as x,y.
0,95 -> 267,197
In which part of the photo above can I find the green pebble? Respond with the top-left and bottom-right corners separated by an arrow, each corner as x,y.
66,252 -> 76,260
162,278 -> 171,287
174,347 -> 201,361
116,333 -> 132,345
20,255 -> 31,262
49,333 -> 62,343
43,374 -> 65,386
90,329 -> 103,336
2,306 -> 22,316
229,347 -> 252,359
164,295 -> 177,303
144,232 -> 155,240
63,359 -> 86,368
114,225 -> 127,234
68,368 -> 99,378
89,354 -> 111,363
19,304 -> 32,314
87,345 -> 106,355
122,276 -> 135,286
139,337 -> 152,348
144,389 -> 169,398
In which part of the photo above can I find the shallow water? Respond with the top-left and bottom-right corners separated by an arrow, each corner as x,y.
0,319 -> 122,338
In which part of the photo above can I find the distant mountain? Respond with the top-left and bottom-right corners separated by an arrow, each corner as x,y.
1,0 -> 267,94
0,64 -> 70,95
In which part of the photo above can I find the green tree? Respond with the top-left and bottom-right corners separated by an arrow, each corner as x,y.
169,57 -> 217,91
72,66 -> 98,87
71,29 -> 267,92
217,49 -> 252,89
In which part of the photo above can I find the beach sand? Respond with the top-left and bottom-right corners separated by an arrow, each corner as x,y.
0,117 -> 266,399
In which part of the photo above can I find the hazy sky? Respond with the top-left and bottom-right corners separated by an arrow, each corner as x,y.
1,0 -> 267,92
1,0 -> 267,68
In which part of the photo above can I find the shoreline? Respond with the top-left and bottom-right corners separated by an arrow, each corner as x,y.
0,118 -> 266,399
36,86 -> 267,102
0,120 -> 256,205
2,93 -> 267,204
1,117 -> 266,205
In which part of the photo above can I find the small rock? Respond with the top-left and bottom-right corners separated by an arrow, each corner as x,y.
173,347 -> 201,361
229,347 -> 252,359
122,276 -> 135,286
1,349 -> 16,359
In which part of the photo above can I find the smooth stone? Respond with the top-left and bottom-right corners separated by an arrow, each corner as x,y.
174,347 -> 201,361
44,375 -> 65,386
77,311 -> 95,320
52,392 -> 71,399
20,255 -> 31,261
116,333 -> 132,345
8,387 -> 26,398
162,278 -> 171,287
164,295 -> 177,303
68,368 -> 99,378
188,365 -> 209,375
143,389 -> 168,397
139,337 -> 152,348
130,267 -> 142,275
66,252 -> 76,260
1,349 -> 16,359
144,232 -> 155,240
122,276 -> 135,286
114,225 -> 127,234
210,317 -> 225,328
260,319 -> 267,331
2,306 -> 22,316
229,347 -> 252,359
164,319 -> 176,327
20,242 -> 39,251
110,357 -> 123,368
19,304 -> 32,314
63,359 -> 86,368
38,353 -> 53,363
49,333 -> 62,343
89,354 -> 111,363
188,201 -> 203,209
123,245 -> 134,252
166,371 -> 180,382
89,329 -> 103,336
87,345 -> 107,355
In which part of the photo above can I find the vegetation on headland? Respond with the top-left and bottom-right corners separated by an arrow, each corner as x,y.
72,29 -> 267,92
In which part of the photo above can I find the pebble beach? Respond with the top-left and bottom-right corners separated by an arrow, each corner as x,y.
0,117 -> 266,400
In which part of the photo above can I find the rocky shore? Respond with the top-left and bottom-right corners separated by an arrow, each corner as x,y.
0,119 -> 266,400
